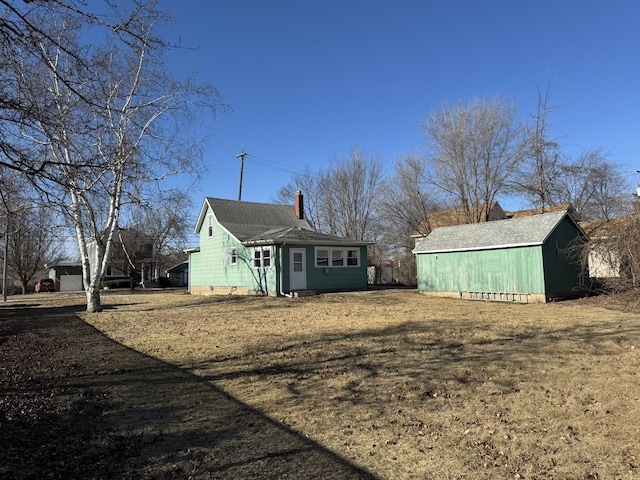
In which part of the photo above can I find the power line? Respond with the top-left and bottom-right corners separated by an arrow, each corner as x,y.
245,154 -> 303,175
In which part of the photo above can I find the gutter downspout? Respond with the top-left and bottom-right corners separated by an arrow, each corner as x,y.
279,243 -> 292,298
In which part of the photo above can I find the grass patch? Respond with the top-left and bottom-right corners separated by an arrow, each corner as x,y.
2,289 -> 639,478
84,290 -> 640,479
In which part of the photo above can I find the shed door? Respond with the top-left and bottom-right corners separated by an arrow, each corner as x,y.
290,248 -> 306,291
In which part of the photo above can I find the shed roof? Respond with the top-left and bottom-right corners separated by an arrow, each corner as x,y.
413,210 -> 579,254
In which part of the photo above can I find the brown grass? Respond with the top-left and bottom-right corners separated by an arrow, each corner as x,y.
76,289 -> 640,479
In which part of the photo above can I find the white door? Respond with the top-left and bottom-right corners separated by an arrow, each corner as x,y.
290,248 -> 306,291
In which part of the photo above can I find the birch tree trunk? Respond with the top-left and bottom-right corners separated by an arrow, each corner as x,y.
1,2 -> 222,312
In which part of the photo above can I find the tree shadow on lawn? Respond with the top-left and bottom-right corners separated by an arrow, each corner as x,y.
193,315 -> 640,410
0,306 -> 378,479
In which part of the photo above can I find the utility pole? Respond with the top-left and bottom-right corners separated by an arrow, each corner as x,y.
236,147 -> 247,201
2,224 -> 7,302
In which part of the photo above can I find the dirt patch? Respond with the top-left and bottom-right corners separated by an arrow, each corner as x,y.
2,289 -> 640,479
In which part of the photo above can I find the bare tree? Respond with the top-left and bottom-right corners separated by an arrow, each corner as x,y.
323,147 -> 384,241
516,82 -> 564,211
423,97 -> 526,223
9,205 -> 64,294
114,191 -> 194,284
273,166 -> 325,231
551,149 -> 630,221
277,147 -> 384,242
0,172 -> 63,294
376,155 -> 442,286
379,155 -> 440,241
1,2 -> 222,311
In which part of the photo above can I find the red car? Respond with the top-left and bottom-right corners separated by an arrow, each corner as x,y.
35,278 -> 56,293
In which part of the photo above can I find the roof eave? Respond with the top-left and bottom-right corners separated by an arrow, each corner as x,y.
243,239 -> 373,247
194,198 -> 212,234
413,241 -> 543,255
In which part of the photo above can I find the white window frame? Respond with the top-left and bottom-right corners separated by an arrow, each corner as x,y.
229,248 -> 237,265
207,215 -> 213,238
252,247 -> 272,269
314,247 -> 360,268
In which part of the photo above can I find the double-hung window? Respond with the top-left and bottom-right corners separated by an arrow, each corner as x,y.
253,247 -> 271,268
229,248 -> 237,265
207,215 -> 213,238
315,247 -> 360,267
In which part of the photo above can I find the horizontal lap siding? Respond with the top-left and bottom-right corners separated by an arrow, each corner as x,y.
416,246 -> 545,294
306,246 -> 368,291
542,219 -> 587,296
190,207 -> 277,294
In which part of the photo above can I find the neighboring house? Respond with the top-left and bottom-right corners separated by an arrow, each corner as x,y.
166,261 -> 188,287
413,210 -> 588,303
48,264 -> 84,292
86,229 -> 155,285
505,203 -> 578,220
188,192 -> 371,296
411,201 -> 507,238
579,217 -> 630,280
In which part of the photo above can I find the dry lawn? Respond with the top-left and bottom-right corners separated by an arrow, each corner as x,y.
78,288 -> 640,479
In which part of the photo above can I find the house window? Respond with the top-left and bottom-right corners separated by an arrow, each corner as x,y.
316,249 -> 329,267
315,247 -> 360,267
230,248 -> 237,265
253,247 -> 271,268
207,215 -> 213,238
332,249 -> 344,266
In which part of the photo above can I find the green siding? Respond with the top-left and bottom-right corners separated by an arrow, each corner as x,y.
542,218 -> 586,295
416,246 -> 545,294
190,206 -> 277,294
415,216 -> 587,298
190,206 -> 368,295
278,245 -> 368,292
305,245 -> 368,291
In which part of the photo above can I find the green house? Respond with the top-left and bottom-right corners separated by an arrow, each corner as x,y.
188,192 -> 371,296
412,210 -> 588,303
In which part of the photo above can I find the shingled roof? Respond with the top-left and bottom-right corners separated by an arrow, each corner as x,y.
413,210 -> 580,254
195,197 -> 312,241
195,197 -> 371,246
243,226 -> 371,246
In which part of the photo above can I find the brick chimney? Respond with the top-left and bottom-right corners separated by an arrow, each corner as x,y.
294,190 -> 304,220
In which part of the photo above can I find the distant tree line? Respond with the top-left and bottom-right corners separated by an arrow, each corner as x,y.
277,87 -> 635,289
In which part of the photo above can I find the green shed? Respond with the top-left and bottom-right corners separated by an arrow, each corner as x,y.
412,210 -> 588,303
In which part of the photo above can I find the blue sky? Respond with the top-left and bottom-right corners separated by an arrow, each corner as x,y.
159,0 -> 640,211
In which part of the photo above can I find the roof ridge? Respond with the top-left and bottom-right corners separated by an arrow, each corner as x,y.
206,196 -> 290,208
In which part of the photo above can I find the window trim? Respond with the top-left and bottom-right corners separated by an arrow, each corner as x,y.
207,215 -> 213,238
314,246 -> 360,268
229,248 -> 237,265
252,247 -> 272,269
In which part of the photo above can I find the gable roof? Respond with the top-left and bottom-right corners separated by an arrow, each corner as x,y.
195,197 -> 312,241
195,197 -> 370,246
413,210 -> 582,254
